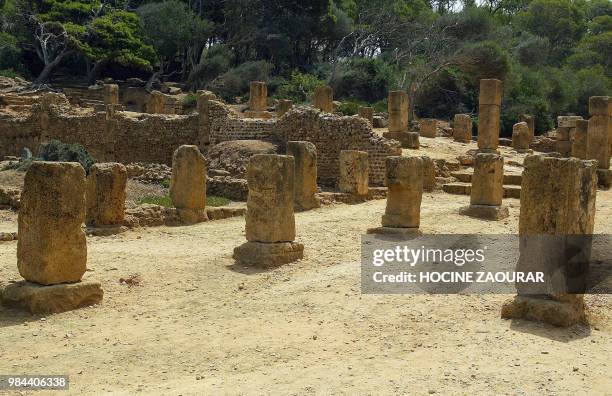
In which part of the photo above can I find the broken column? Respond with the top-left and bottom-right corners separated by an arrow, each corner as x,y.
287,141 -> 320,211
358,106 -> 374,124
477,79 -> 503,152
421,156 -> 437,192
512,122 -> 531,153
459,153 -> 508,220
420,119 -> 437,138
339,150 -> 369,199
86,162 -> 127,235
170,145 -> 208,223
556,116 -> 582,156
501,154 -> 598,326
453,114 -> 472,143
197,90 -> 216,147
245,81 -> 272,119
147,90 -> 165,114
233,154 -> 304,267
519,114 -> 535,142
313,85 -> 334,113
367,156 -> 423,236
571,119 -> 588,159
277,99 -> 293,117
586,96 -> 611,188
384,91 -> 419,149
1,162 -> 103,314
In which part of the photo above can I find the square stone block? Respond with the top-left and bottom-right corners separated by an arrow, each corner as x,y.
2,281 -> 103,314
479,79 -> 503,106
233,241 -> 304,268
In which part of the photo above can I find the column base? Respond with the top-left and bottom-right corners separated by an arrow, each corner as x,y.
295,197 -> 321,212
366,226 -> 422,236
383,131 -> 420,149
233,241 -> 304,268
86,225 -> 128,236
176,208 -> 208,224
475,148 -> 501,155
1,280 -> 103,314
459,204 -> 509,220
597,169 -> 611,189
501,295 -> 584,327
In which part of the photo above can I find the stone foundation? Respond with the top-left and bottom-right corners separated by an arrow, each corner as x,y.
2,281 -> 103,315
233,241 -> 304,268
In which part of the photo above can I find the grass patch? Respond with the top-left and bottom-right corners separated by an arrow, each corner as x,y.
136,195 -> 230,207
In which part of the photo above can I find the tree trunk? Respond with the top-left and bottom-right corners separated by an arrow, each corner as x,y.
34,51 -> 71,85
87,60 -> 106,84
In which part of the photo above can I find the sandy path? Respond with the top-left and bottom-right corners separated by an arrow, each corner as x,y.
1,186 -> 611,395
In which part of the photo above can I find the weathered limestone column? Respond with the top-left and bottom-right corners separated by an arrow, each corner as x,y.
477,79 -> 503,152
147,90 -> 165,114
104,84 -> 119,106
420,119 -> 437,138
287,141 -> 320,211
501,154 -> 598,327
512,122 -> 531,153
358,106 -> 374,124
197,90 -> 216,147
586,96 -> 611,188
2,162 -> 103,314
384,91 -> 419,148
277,99 -> 293,117
571,119 -> 588,159
519,114 -> 535,142
86,162 -> 127,234
313,85 -> 334,113
170,145 -> 208,223
339,150 -> 369,198
421,156 -> 436,192
248,81 -> 267,111
453,114 -> 472,143
367,156 -> 423,235
459,153 -> 508,220
233,154 -> 304,267
556,116 -> 582,156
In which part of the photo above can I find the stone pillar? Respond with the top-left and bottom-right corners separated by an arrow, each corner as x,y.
571,119 -> 588,159
233,154 -> 304,267
358,107 -> 374,124
420,119 -> 437,138
367,156 -> 423,235
387,91 -> 408,133
170,145 -> 208,223
339,150 -> 369,198
477,79 -> 503,152
287,141 -> 320,211
501,154 -> 598,327
313,85 -> 334,113
512,122 -> 531,153
421,156 -> 436,192
460,153 -> 508,220
197,90 -> 216,147
147,90 -> 165,114
556,116 -> 582,156
453,114 -> 472,143
86,163 -> 127,234
2,162 -> 103,314
519,114 -> 535,142
277,99 -> 293,117
104,84 -> 119,106
248,81 -> 267,111
586,97 -> 611,188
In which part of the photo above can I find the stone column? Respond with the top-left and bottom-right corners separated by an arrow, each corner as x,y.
197,90 -> 216,147
86,162 -> 127,234
512,122 -> 531,153
104,84 -> 119,106
460,153 -> 508,220
277,99 -> 293,117
313,85 -> 334,113
170,145 -> 208,223
519,114 -> 535,142
556,116 -> 582,157
248,81 -> 267,111
421,156 -> 436,192
420,119 -> 437,138
287,141 -> 320,211
2,162 -> 103,314
501,154 -> 598,327
147,90 -> 165,114
339,150 -> 369,198
384,91 -> 419,148
233,154 -> 304,267
453,114 -> 472,143
586,96 -> 611,188
367,156 -> 423,235
358,107 -> 374,124
571,119 -> 588,159
477,79 -> 503,152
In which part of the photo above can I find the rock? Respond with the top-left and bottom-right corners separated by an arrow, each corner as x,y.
2,281 -> 103,314
233,241 -> 304,268
86,163 -> 127,226
287,141 -> 320,211
170,145 -> 207,223
338,150 -> 369,197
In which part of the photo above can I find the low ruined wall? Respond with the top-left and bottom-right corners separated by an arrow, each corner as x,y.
208,101 -> 277,143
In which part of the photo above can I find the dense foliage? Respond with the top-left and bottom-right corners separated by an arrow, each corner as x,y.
1,0 -> 610,135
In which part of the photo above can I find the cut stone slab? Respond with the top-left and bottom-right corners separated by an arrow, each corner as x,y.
501,295 -> 583,327
366,227 -> 422,236
442,182 -> 521,198
233,241 -> 304,268
2,281 -> 103,314
383,131 -> 419,149
450,171 -> 522,186
459,204 -> 509,220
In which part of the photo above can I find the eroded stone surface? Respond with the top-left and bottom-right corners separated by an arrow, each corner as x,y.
86,162 -> 127,227
170,145 -> 207,211
233,241 -> 304,268
339,150 -> 369,197
381,156 -> 423,228
2,281 -> 103,314
287,141 -> 320,211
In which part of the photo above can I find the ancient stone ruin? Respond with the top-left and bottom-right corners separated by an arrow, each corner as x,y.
313,85 -> 334,113
170,145 -> 208,224
586,96 -> 611,189
245,81 -> 272,119
556,115 -> 582,157
518,114 -> 535,142
2,162 -> 103,314
502,154 -> 598,326
277,99 -> 293,117
339,150 -> 369,199
459,153 -> 508,220
287,141 -> 320,211
368,156 -> 423,235
233,154 -> 304,267
571,119 -> 588,159
453,114 -> 472,143
86,162 -> 128,235
384,91 -> 419,149
512,122 -> 531,153
477,79 -> 503,152
358,107 -> 374,124
420,119 -> 437,138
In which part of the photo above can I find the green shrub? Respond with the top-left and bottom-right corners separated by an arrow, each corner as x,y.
137,194 -> 230,207
332,58 -> 395,102
39,140 -> 96,173
182,93 -> 198,110
337,100 -> 366,116
209,61 -> 272,101
160,179 -> 170,189
276,71 -> 325,103
207,195 -> 230,207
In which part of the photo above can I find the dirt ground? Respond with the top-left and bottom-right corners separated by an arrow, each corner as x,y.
0,137 -> 611,395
